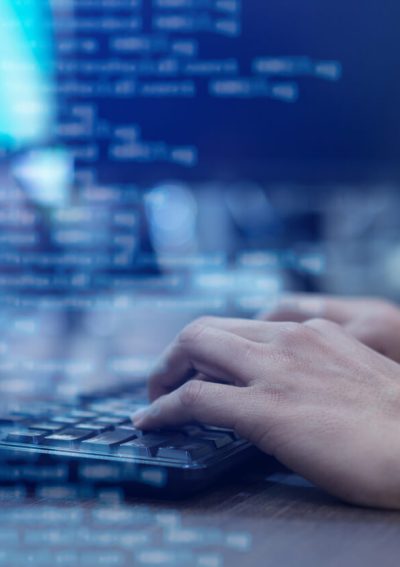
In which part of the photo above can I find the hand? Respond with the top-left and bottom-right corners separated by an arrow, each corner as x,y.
259,295 -> 400,363
133,316 -> 400,509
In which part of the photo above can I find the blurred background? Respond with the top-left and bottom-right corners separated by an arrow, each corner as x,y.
0,0 -> 399,400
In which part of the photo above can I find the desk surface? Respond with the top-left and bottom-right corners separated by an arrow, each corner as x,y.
171,469 -> 400,567
2,460 -> 400,567
147,465 -> 400,567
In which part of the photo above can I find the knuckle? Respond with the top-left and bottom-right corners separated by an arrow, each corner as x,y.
275,322 -> 310,347
193,315 -> 218,327
196,315 -> 222,327
177,320 -> 208,347
179,380 -> 204,408
241,339 -> 260,362
304,317 -> 339,333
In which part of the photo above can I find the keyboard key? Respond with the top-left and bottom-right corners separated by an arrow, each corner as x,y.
51,415 -> 84,425
80,430 -> 138,453
5,429 -> 47,444
156,440 -> 214,463
118,423 -> 143,435
94,416 -> 129,426
87,402 -> 121,413
100,408 -> 135,419
190,431 -> 233,449
26,421 -> 67,432
182,425 -> 204,436
42,428 -> 95,449
75,422 -> 113,433
205,425 -> 240,440
118,435 -> 172,458
183,424 -> 235,441
70,410 -> 97,419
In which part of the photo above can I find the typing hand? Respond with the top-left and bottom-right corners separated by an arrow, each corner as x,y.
133,316 -> 400,509
259,295 -> 400,363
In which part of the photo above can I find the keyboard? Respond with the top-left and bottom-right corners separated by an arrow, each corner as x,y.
0,384 -> 257,498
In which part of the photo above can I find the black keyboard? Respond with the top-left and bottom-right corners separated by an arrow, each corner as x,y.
0,385 -> 257,497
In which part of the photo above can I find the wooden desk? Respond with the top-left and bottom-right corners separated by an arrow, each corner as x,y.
5,459 -> 399,567
137,463 -> 400,567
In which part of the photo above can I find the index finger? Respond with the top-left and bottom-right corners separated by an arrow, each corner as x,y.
148,322 -> 264,401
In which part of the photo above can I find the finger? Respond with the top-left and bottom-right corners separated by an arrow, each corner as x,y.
192,316 -> 285,343
259,294 -> 359,324
148,322 -> 270,401
133,380 -> 245,430
194,372 -> 229,385
345,319 -> 394,358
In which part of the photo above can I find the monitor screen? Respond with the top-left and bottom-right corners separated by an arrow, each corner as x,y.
58,0 -> 400,185
2,0 -> 400,184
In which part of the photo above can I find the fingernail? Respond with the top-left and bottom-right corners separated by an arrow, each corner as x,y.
131,408 -> 148,426
132,403 -> 161,426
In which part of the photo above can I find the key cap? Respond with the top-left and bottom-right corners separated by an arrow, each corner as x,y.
51,415 -> 84,425
88,418 -> 127,429
104,411 -> 133,420
26,421 -> 67,432
204,425 -> 240,440
80,429 -> 138,453
75,422 -> 113,433
42,428 -> 95,449
5,429 -> 47,444
156,441 -> 214,463
94,416 -> 129,426
118,435 -> 172,458
189,431 -> 233,449
183,425 -> 235,449
118,423 -> 143,435
70,410 -> 97,419
88,402 -> 121,413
